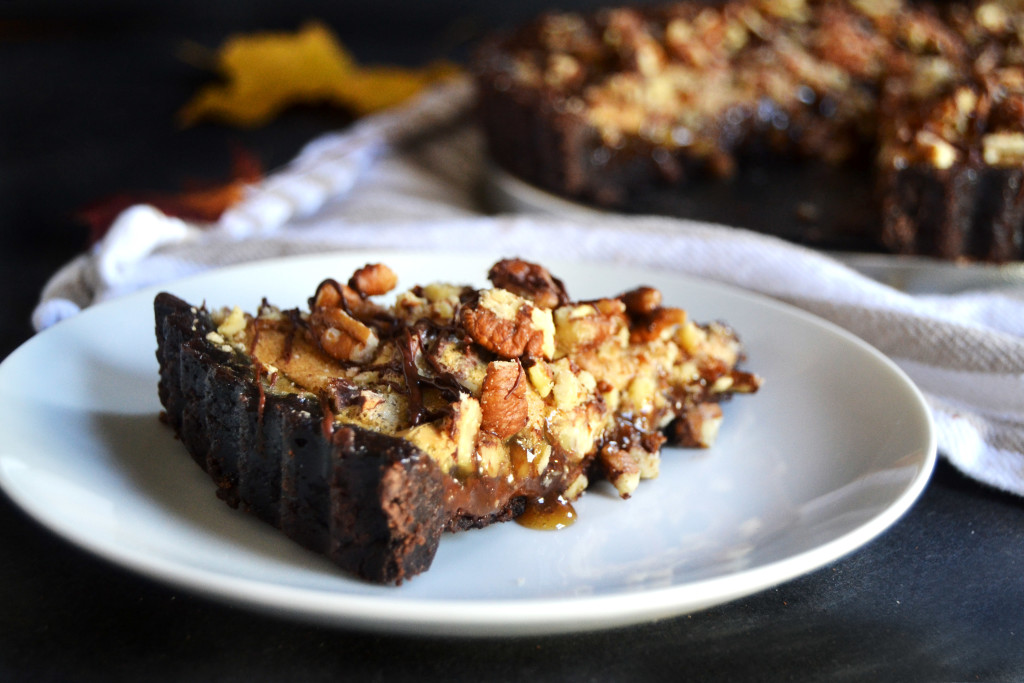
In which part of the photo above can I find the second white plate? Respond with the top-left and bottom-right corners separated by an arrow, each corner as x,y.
0,251 -> 935,636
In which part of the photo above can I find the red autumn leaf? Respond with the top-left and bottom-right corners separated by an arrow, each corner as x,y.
78,146 -> 263,243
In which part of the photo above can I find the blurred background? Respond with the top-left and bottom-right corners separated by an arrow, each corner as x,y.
2,3 -> 1023,681
1,0 -> 617,357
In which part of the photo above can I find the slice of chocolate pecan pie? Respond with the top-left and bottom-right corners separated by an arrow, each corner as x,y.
155,259 -> 760,583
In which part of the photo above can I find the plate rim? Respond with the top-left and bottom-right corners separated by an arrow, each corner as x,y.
0,250 -> 938,636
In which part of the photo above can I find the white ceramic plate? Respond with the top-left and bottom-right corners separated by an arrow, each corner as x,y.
0,252 -> 936,636
488,165 -> 1024,294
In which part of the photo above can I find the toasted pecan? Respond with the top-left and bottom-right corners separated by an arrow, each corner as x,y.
349,263 -> 398,297
479,360 -> 530,439
488,258 -> 569,310
459,289 -> 555,360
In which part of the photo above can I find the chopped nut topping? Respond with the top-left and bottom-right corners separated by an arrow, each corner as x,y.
850,0 -> 900,20
673,403 -> 724,448
553,300 -> 627,357
311,278 -> 382,322
484,0 -> 1024,213
449,395 -> 484,475
545,53 -> 584,89
629,306 -> 688,344
976,3 -> 1010,34
914,130 -> 959,170
757,0 -> 809,22
563,473 -> 590,501
527,361 -> 555,398
309,293 -> 379,363
206,259 -> 759,531
599,443 -> 642,497
620,286 -> 662,315
216,306 -> 247,338
982,132 -> 1024,167
426,337 -> 488,394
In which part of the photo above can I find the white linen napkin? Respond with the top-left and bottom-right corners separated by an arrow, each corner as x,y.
32,78 -> 1024,497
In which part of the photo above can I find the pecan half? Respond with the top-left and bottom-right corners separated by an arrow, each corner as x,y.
487,258 -> 569,310
349,263 -> 398,297
620,286 -> 662,316
459,288 -> 555,359
479,360 -> 529,439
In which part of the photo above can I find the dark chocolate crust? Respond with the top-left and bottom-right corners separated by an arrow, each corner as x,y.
879,164 -> 1024,262
154,292 -> 447,584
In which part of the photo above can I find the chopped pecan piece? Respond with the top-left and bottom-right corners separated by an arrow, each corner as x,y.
982,132 -> 1024,167
309,279 -> 381,362
629,306 -> 688,344
310,306 -> 379,363
671,402 -> 724,448
311,278 -> 380,321
620,286 -> 662,316
553,300 -> 627,356
426,336 -> 489,394
598,443 -> 641,498
595,424 -> 664,498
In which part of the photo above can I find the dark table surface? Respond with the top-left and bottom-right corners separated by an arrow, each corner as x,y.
3,3 -> 1024,681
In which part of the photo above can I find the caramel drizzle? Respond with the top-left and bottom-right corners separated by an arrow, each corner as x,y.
318,392 -> 336,439
253,363 -> 267,428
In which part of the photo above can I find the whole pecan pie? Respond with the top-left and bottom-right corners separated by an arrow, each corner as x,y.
475,0 -> 1024,261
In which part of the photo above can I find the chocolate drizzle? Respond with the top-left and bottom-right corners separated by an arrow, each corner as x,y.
399,327 -> 428,426
283,309 -> 306,360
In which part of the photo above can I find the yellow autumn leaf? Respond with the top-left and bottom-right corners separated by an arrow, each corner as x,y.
179,22 -> 460,127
